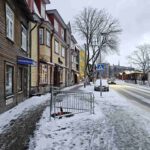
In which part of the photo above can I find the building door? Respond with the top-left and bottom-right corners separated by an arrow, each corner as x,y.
54,66 -> 60,86
23,68 -> 28,98
74,74 -> 78,84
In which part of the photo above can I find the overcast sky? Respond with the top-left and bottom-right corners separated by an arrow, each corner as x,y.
47,0 -> 150,66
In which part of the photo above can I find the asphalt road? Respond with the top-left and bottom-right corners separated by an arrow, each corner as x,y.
110,83 -> 150,110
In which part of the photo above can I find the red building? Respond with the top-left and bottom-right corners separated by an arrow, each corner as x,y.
47,9 -> 68,87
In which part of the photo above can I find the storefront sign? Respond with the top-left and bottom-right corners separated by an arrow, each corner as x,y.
17,56 -> 34,65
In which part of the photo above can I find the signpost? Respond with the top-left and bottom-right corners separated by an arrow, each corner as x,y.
96,64 -> 104,97
96,64 -> 104,71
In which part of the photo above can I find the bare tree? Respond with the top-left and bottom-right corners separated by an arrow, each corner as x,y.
74,7 -> 121,79
128,44 -> 150,83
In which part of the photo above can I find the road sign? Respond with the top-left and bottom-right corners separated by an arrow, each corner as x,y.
96,64 -> 104,71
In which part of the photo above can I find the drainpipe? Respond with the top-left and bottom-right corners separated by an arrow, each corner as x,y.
50,31 -> 54,87
37,21 -> 44,93
37,25 -> 41,93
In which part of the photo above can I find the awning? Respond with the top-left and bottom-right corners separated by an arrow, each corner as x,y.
17,56 -> 34,65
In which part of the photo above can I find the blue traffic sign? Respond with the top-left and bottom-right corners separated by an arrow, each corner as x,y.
96,64 -> 104,71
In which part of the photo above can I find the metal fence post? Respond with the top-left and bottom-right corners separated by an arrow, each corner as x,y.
92,94 -> 95,114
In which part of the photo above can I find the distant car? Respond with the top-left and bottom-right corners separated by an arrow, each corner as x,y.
94,80 -> 109,91
107,78 -> 116,84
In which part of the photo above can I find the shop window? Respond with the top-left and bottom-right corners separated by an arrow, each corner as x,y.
39,28 -> 44,44
46,30 -> 50,47
6,3 -> 14,41
61,46 -> 65,57
40,64 -> 48,84
54,40 -> 59,54
18,68 -> 23,91
5,64 -> 14,97
21,25 -> 27,51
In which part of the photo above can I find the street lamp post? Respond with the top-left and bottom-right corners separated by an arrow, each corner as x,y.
92,39 -> 103,97
99,48 -> 102,97
84,43 -> 87,88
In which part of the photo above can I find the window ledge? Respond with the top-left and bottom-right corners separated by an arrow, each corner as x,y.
6,37 -> 14,44
6,95 -> 14,99
18,91 -> 23,94
21,47 -> 27,52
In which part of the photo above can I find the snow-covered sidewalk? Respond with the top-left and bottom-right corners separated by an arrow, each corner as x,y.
28,83 -> 150,150
0,84 -> 82,134
0,94 -> 50,134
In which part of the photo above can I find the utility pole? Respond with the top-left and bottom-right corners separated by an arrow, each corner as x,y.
84,44 -> 86,88
99,48 -> 102,97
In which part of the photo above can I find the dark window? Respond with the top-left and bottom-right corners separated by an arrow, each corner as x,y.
5,64 -> 14,96
18,68 -> 23,91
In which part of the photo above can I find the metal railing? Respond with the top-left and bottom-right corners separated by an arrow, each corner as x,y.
50,87 -> 94,119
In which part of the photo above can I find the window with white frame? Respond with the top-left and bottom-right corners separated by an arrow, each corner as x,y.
61,46 -> 65,57
5,64 -> 14,96
6,3 -> 14,41
46,30 -> 50,47
54,19 -> 59,32
72,55 -> 74,62
61,28 -> 64,40
21,25 -> 27,51
54,40 -> 59,53
39,28 -> 44,44
40,64 -> 48,84
74,56 -> 76,63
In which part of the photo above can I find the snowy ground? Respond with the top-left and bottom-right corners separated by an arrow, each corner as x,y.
0,85 -> 81,134
0,94 -> 50,134
28,81 -> 150,150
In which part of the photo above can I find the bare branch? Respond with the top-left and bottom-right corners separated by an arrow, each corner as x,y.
74,7 -> 122,78
128,44 -> 150,75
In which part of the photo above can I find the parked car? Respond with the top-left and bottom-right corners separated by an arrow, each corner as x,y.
107,78 -> 116,84
94,80 -> 109,91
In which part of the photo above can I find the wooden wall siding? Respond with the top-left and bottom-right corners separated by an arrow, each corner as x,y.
0,0 -> 30,113
0,0 -> 29,59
